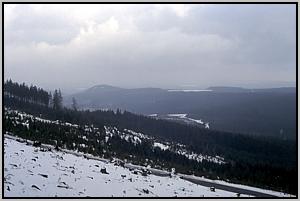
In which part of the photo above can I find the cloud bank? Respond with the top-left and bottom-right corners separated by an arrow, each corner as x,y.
4,4 -> 296,93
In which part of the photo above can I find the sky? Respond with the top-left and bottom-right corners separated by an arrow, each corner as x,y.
4,4 -> 296,94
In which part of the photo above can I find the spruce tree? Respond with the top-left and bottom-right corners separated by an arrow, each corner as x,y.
53,89 -> 63,110
72,97 -> 78,111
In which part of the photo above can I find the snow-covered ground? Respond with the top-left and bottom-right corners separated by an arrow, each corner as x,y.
4,108 -> 295,198
4,137 -> 249,197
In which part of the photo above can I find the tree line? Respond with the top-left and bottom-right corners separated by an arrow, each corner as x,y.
4,79 -> 67,110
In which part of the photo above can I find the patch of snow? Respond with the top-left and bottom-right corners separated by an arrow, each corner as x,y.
167,114 -> 187,118
153,142 -> 169,151
205,123 -> 210,129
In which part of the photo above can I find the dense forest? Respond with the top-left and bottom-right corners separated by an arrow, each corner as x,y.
3,80 -> 297,195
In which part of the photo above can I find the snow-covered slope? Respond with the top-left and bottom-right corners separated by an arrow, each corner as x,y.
4,108 -> 225,165
4,137 -> 248,197
4,108 -> 295,198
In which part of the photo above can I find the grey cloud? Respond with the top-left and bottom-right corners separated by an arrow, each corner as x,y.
5,5 -> 80,45
4,4 -> 296,93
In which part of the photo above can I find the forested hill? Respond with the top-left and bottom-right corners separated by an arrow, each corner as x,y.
65,84 -> 296,140
3,80 -> 297,194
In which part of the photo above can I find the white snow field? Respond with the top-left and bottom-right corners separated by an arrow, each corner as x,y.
4,137 -> 250,198
167,113 -> 210,128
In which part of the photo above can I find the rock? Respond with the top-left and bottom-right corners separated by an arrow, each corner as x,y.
33,141 -> 42,147
32,184 -> 41,190
132,169 -> 141,175
9,163 -> 18,168
120,161 -> 125,167
38,173 -> 48,178
121,174 -> 126,179
143,189 -> 149,194
16,139 -> 26,143
57,185 -> 69,189
57,181 -> 70,189
210,187 -> 215,192
100,168 -> 109,174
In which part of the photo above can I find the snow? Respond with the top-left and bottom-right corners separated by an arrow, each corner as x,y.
167,114 -> 187,118
167,113 -> 209,128
4,137 -> 249,197
153,142 -> 169,151
205,123 -> 210,129
176,150 -> 224,164
5,108 -> 79,129
193,119 -> 204,124
21,122 -> 29,129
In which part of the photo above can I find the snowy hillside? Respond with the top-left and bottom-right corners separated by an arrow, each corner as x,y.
3,107 -> 296,197
4,137 -> 247,197
4,108 -> 224,165
4,136 -> 294,197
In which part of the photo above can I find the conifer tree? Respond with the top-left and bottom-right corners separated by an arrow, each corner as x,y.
53,89 -> 63,110
72,97 -> 78,111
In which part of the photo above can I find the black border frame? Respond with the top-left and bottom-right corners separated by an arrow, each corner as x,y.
2,1 -> 298,199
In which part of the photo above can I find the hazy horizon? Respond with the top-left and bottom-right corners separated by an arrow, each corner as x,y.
4,77 -> 296,95
4,4 -> 296,94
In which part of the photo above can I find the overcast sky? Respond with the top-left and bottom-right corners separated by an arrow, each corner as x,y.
4,4 -> 296,93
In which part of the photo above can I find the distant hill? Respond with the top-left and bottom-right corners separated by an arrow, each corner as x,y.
253,87 -> 296,93
64,85 -> 166,110
206,86 -> 249,93
64,85 -> 296,140
206,86 -> 296,93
